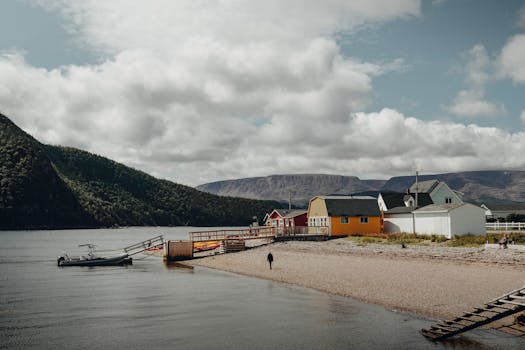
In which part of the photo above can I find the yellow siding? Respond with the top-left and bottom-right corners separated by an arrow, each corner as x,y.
330,216 -> 382,236
307,197 -> 328,217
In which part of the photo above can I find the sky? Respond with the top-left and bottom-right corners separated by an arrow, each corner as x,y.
1,0 -> 525,186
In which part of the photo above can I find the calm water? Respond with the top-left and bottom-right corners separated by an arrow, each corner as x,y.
0,227 -> 522,349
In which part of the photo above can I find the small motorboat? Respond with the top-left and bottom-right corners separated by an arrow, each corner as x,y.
57,244 -> 132,267
57,235 -> 164,267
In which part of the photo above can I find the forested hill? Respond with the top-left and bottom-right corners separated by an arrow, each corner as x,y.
0,113 -> 281,230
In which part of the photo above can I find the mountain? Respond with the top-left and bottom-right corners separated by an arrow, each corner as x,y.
196,174 -> 387,207
197,171 -> 525,205
0,113 -> 281,230
382,171 -> 525,204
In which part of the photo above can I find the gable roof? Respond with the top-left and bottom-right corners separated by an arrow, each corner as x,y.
413,203 -> 465,213
269,209 -> 307,219
379,192 -> 433,210
324,198 -> 380,217
409,179 -> 439,193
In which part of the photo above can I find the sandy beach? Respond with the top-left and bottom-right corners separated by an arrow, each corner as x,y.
186,239 -> 525,324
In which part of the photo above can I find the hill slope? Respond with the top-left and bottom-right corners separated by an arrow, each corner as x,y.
196,174 -> 387,206
0,113 -> 281,229
0,115 -> 94,229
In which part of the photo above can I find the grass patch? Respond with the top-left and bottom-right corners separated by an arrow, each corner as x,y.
346,232 -> 525,247
346,232 -> 440,246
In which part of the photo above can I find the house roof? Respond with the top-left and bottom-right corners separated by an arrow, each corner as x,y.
385,206 -> 416,214
379,192 -> 433,209
270,209 -> 307,218
413,203 -> 465,213
409,179 -> 439,193
324,198 -> 381,217
282,209 -> 307,218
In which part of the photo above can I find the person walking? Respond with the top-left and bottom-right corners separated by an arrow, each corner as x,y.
267,252 -> 274,270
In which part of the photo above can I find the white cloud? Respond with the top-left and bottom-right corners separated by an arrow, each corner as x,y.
448,44 -> 505,118
499,34 -> 525,84
1,1 -> 422,185
448,90 -> 506,117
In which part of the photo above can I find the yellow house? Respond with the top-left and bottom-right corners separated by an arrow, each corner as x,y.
307,196 -> 382,236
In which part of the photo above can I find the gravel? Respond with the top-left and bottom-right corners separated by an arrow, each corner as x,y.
186,238 -> 525,320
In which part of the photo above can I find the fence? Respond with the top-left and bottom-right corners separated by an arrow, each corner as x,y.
486,222 -> 525,231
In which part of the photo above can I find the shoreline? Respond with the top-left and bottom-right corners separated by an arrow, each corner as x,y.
185,239 -> 525,328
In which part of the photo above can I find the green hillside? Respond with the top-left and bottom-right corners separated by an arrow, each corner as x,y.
0,115 -> 94,229
0,113 -> 281,229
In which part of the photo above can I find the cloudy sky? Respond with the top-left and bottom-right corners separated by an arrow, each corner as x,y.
1,0 -> 525,186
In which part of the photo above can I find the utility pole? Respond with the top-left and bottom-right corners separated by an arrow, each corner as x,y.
288,191 -> 292,210
415,170 -> 419,208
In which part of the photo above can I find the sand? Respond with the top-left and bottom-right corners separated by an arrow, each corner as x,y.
185,239 -> 525,322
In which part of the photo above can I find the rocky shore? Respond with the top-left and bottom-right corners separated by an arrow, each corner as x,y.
186,239 -> 525,323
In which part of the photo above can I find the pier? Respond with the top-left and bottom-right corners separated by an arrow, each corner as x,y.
164,226 -> 329,261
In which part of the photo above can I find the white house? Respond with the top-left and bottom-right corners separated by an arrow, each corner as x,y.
410,179 -> 463,205
384,203 -> 486,238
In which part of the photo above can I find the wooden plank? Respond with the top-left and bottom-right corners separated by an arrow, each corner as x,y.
487,302 -> 517,310
457,316 -> 486,322
473,307 -> 501,314
490,285 -> 525,303
508,294 -> 525,300
436,322 -> 463,330
501,299 -> 525,307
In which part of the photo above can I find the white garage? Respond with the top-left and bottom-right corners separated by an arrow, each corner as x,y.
383,203 -> 486,239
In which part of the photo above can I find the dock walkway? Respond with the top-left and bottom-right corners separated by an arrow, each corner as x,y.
422,285 -> 525,340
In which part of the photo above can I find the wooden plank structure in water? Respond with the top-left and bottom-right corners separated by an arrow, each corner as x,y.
421,285 -> 525,341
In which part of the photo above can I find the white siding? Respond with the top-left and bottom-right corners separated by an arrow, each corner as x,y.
449,204 -> 486,236
383,213 -> 413,233
414,213 -> 451,238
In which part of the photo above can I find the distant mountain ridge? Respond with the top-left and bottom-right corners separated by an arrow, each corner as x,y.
197,171 -> 525,206
0,113 -> 281,230
196,174 -> 387,206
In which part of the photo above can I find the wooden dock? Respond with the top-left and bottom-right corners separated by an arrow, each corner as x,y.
189,227 -> 276,242
422,285 -> 525,341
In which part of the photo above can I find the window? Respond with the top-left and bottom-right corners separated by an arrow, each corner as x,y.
340,216 -> 349,224
360,217 -> 368,224
445,197 -> 452,204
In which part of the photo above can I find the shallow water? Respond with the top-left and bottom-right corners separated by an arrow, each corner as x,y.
1,227 -> 523,349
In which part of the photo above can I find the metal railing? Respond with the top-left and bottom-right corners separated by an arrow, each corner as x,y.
189,227 -> 276,242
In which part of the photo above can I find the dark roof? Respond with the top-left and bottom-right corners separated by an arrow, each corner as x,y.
272,209 -> 307,218
325,198 -> 380,217
409,179 -> 439,193
380,192 -> 433,209
385,206 -> 415,214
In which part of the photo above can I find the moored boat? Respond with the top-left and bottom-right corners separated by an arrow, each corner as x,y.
57,235 -> 164,267
57,253 -> 132,267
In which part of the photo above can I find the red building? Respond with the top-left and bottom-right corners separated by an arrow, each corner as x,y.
264,209 -> 307,234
